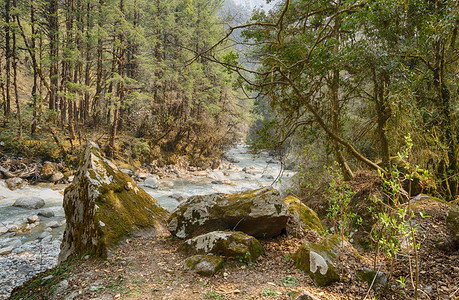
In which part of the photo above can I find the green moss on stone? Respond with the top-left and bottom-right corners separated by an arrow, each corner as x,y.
284,196 -> 324,234
292,234 -> 342,286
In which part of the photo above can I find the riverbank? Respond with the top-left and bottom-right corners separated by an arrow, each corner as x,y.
0,145 -> 294,299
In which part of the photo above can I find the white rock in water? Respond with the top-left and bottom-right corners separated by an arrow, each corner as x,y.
13,197 -> 45,209
48,221 -> 60,228
0,226 -> 8,235
38,209 -> 55,218
39,232 -> 51,239
27,215 -> 40,223
0,245 -> 14,255
143,177 -> 160,189
207,171 -> 226,181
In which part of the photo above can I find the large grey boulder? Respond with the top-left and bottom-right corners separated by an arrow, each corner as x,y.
167,187 -> 289,239
183,231 -> 263,263
58,142 -> 169,263
13,197 -> 45,209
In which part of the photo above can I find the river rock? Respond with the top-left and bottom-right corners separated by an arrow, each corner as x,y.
38,209 -> 55,218
183,254 -> 224,276
168,187 -> 289,239
284,196 -> 323,237
142,177 -> 160,189
293,234 -> 356,286
40,162 -> 57,180
27,215 -> 40,223
207,171 -> 226,181
13,197 -> 45,209
58,141 -> 168,263
0,245 -> 14,255
50,172 -> 64,183
48,221 -> 60,228
446,206 -> 459,249
183,231 -> 263,263
6,177 -> 26,190
0,226 -> 8,235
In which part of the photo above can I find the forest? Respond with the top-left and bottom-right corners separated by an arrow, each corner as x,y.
0,0 -> 458,299
0,0 -> 248,167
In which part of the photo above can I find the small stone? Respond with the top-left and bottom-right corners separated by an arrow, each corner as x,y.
183,254 -> 224,276
261,174 -> 274,180
0,226 -> 8,235
289,290 -> 320,300
48,221 -> 59,228
41,275 -> 53,285
8,225 -> 19,232
27,215 -> 40,223
85,255 -> 90,260
13,197 -> 45,209
0,245 -> 14,255
39,231 -> 51,239
424,285 -> 433,293
38,209 -> 55,218
6,177 -> 26,190
50,172 -> 64,183
143,177 -> 160,189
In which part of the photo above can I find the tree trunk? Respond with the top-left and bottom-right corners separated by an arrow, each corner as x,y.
373,68 -> 391,171
5,0 -> 11,120
48,0 -> 59,112
12,0 -> 21,136
330,10 -> 353,181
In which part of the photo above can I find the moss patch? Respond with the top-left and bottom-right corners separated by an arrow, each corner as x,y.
284,195 -> 324,235
292,234 -> 343,286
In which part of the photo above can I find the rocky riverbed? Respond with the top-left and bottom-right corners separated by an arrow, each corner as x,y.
0,145 -> 295,299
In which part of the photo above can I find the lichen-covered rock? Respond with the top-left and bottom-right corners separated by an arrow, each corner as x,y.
13,197 -> 45,209
446,206 -> 459,249
284,196 -> 323,237
58,142 -> 169,263
183,231 -> 263,262
293,234 -> 351,286
183,254 -> 224,276
168,187 -> 288,239
5,177 -> 26,190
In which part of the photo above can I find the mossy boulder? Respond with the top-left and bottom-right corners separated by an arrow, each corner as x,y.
183,254 -> 224,276
284,196 -> 323,236
182,231 -> 263,262
40,162 -> 57,180
168,187 -> 289,239
58,142 -> 168,263
293,234 -> 353,286
446,206 -> 459,249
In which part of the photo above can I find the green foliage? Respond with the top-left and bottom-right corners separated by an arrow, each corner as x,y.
325,162 -> 356,237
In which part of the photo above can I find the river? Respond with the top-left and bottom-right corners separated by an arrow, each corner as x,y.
0,145 -> 295,298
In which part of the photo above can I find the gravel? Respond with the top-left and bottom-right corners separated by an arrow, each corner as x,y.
0,233 -> 62,299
